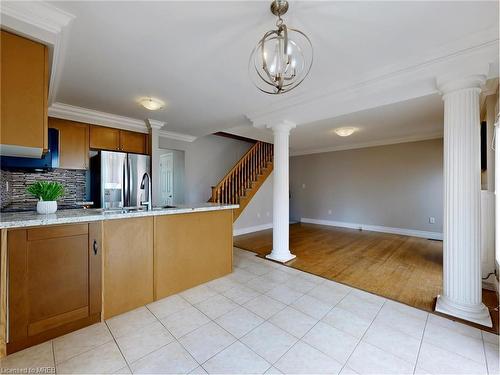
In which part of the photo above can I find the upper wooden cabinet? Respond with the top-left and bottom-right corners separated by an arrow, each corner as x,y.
7,223 -> 102,354
0,31 -> 48,157
49,118 -> 89,170
90,126 -> 148,154
89,125 -> 120,151
120,130 -> 148,154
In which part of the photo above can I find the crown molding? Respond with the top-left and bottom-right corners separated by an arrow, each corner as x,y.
158,130 -> 197,143
49,102 -> 149,133
147,119 -> 165,130
0,1 -> 74,106
246,30 -> 499,128
49,102 -> 197,142
290,133 -> 443,157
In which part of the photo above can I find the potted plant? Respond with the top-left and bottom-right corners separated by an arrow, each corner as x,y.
26,181 -> 65,214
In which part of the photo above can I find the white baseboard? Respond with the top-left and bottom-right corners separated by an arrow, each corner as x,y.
300,218 -> 443,240
233,223 -> 273,236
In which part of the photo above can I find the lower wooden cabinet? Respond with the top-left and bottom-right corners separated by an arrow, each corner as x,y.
102,217 -> 154,319
6,223 -> 102,354
154,210 -> 233,299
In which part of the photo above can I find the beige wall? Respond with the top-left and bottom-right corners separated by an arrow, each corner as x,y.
290,139 -> 444,234
159,135 -> 253,204
234,172 -> 273,234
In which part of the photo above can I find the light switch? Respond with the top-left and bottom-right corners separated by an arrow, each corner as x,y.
302,183 -> 306,189
328,209 -> 332,215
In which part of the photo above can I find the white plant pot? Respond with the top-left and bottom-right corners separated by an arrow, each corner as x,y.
37,201 -> 57,214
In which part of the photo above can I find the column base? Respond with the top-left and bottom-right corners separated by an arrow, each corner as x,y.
266,250 -> 296,263
435,295 -> 492,327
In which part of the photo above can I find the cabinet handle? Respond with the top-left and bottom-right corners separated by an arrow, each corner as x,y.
92,240 -> 98,255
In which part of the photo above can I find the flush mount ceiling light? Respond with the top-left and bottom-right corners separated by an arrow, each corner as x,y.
139,98 -> 165,111
334,127 -> 357,137
249,0 -> 313,94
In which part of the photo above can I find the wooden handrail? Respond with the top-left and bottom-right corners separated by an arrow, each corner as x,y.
211,141 -> 273,204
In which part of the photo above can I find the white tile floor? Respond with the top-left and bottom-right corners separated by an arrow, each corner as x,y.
1,248 -> 498,374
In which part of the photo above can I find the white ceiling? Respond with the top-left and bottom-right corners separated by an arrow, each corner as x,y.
230,93 -> 445,154
10,1 -> 500,152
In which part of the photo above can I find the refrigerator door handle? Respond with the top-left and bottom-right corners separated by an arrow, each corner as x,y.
127,155 -> 132,206
121,159 -> 126,207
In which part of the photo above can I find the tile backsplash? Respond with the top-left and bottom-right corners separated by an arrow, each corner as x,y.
1,169 -> 87,210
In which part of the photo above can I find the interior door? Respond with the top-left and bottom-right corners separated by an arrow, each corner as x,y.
160,153 -> 174,206
128,153 -> 151,207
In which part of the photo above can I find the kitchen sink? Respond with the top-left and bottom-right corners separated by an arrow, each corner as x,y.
102,206 -> 147,213
153,205 -> 177,210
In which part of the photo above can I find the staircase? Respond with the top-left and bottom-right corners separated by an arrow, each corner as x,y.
210,141 -> 274,221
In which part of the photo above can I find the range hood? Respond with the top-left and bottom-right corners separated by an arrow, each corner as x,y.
0,128 -> 59,171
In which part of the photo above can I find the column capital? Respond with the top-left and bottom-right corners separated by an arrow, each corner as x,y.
436,75 -> 487,96
267,120 -> 297,134
146,118 -> 165,130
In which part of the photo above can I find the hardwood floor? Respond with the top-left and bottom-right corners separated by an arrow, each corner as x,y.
234,223 -> 499,334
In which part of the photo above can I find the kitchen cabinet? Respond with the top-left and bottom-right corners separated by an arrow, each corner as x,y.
120,130 -> 148,154
89,125 -> 120,151
102,217 -> 154,318
49,118 -> 89,169
154,210 -> 233,299
6,223 -> 102,354
90,125 -> 148,154
0,31 -> 48,157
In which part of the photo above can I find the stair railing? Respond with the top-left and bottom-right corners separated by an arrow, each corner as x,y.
211,141 -> 273,204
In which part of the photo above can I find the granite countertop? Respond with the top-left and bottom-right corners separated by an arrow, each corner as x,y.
0,203 -> 239,229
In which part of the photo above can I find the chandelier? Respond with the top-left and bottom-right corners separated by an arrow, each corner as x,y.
249,0 -> 313,95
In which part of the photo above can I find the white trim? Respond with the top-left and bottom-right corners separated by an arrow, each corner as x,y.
246,27 -> 499,126
300,218 -> 443,240
291,133 -> 443,156
49,102 -> 149,133
0,1 -> 74,106
49,102 -> 198,141
147,119 -> 165,130
158,130 -> 197,143
233,223 -> 273,236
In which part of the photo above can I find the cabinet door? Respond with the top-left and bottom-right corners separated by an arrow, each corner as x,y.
89,125 -> 120,151
103,217 -> 154,319
120,130 -> 147,154
1,31 -> 48,150
7,223 -> 101,354
154,210 -> 233,299
49,118 -> 89,169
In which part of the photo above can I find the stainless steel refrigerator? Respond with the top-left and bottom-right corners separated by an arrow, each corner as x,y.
90,151 -> 151,209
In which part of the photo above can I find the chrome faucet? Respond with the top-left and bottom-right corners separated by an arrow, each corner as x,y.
140,172 -> 152,210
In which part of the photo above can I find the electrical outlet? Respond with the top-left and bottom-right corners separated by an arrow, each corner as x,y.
257,212 -> 261,218
328,209 -> 332,215
302,183 -> 306,189
429,217 -> 436,224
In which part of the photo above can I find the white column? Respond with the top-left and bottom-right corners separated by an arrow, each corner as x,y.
435,75 -> 492,327
146,119 -> 164,207
495,113 -> 500,285
266,121 -> 296,263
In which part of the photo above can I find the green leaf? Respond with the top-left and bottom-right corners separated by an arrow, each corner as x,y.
26,181 -> 65,201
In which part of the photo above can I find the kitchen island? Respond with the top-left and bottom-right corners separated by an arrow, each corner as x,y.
0,203 -> 237,356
